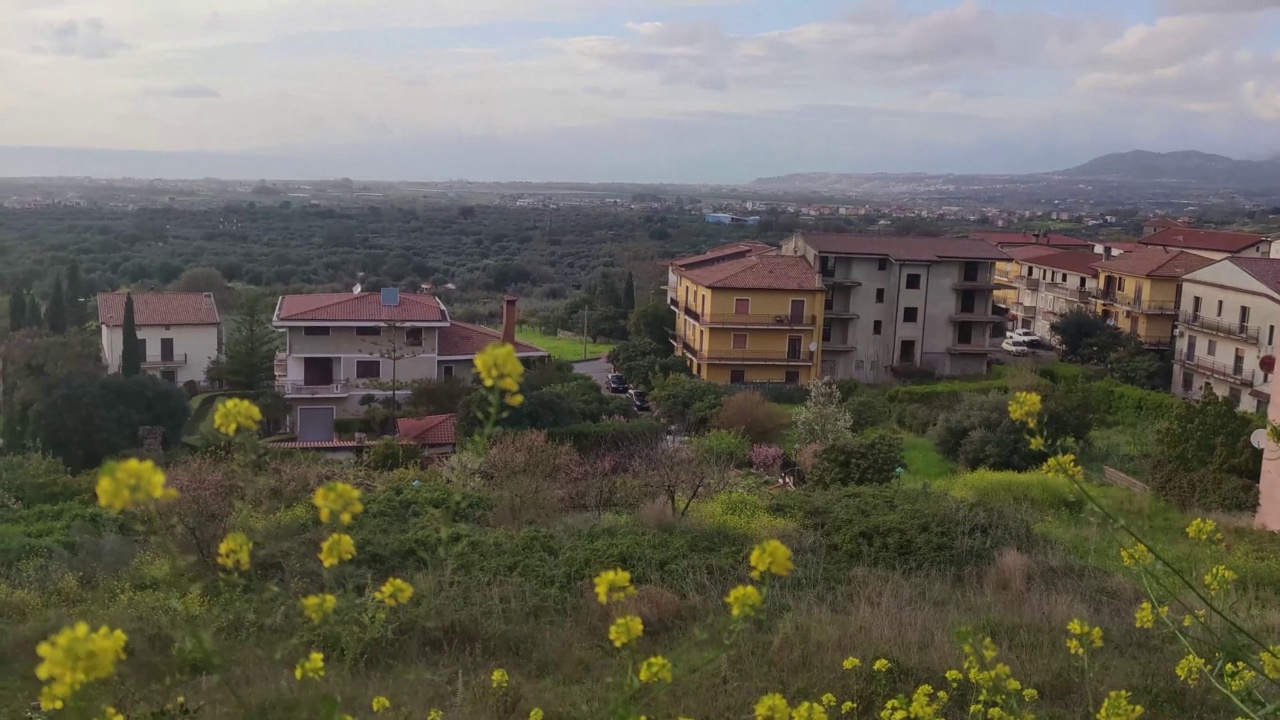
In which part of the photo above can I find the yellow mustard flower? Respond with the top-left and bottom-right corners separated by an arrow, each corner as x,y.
749,539 -> 794,580
1261,645 -> 1280,680
944,669 -> 963,686
638,655 -> 673,684
529,709 -> 544,720
216,531 -> 252,572
841,656 -> 861,671
1175,653 -> 1207,686
840,702 -> 855,715
300,593 -> 337,623
313,481 -> 364,525
294,651 -> 325,681
1224,661 -> 1257,692
906,685 -> 947,719
1007,391 -> 1042,427
1119,543 -> 1153,568
34,622 -> 128,710
1096,690 -> 1143,720
427,709 -> 444,720
475,342 -> 524,394
791,701 -> 828,720
725,584 -> 764,618
593,568 -> 636,604
213,397 -> 262,436
1029,435 -> 1046,451
608,615 -> 644,648
97,708 -> 125,720
1203,565 -> 1238,596
95,458 -> 177,513
491,668 -> 509,689
505,392 -> 525,408
1186,517 -> 1223,543
373,577 -> 414,606
371,695 -> 391,712
1133,601 -> 1167,629
318,533 -> 356,568
820,693 -> 837,708
1066,619 -> 1103,656
872,658 -> 891,672
1042,453 -> 1084,482
754,693 -> 790,720
1022,689 -> 1039,702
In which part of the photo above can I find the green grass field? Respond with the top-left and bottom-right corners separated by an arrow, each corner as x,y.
515,327 -> 616,362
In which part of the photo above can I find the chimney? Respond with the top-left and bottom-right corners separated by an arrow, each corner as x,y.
501,295 -> 518,346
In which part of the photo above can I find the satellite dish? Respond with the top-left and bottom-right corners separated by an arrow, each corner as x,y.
808,341 -> 818,352
1251,428 -> 1269,450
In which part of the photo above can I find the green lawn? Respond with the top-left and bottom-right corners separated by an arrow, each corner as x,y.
515,327 -> 616,362
900,434 -> 954,488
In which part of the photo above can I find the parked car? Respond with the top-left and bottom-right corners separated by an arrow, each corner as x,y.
629,389 -> 651,412
606,374 -> 629,393
1002,338 -> 1031,356
1005,328 -> 1041,346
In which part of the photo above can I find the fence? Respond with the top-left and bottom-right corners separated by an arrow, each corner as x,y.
1101,466 -> 1148,492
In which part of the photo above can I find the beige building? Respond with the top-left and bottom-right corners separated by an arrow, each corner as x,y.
781,233 -> 1009,382
1140,227 -> 1272,261
997,247 -> 1100,343
98,292 -> 221,385
1173,258 -> 1280,414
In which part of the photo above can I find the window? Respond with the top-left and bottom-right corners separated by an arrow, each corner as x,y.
355,326 -> 381,336
822,319 -> 832,342
877,258 -> 888,271
729,369 -> 746,384
1270,325 -> 1276,345
1260,399 -> 1271,416
903,307 -> 919,323
905,273 -> 922,290
406,328 -> 423,347
1192,296 -> 1202,316
873,320 -> 883,335
1234,348 -> 1245,376
1207,339 -> 1217,357
303,326 -> 331,336
160,370 -> 176,384
355,360 -> 381,379
1181,369 -> 1194,392
898,340 -> 917,365
1117,277 -> 1127,293
732,333 -> 747,349
1216,299 -> 1224,317
1228,386 -> 1242,408
734,298 -> 750,315
441,364 -> 454,378
1240,306 -> 1252,331
784,370 -> 800,384
875,288 -> 885,303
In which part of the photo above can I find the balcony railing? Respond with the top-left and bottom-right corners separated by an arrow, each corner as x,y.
1176,351 -> 1254,385
684,348 -> 814,364
1180,312 -> 1260,342
668,296 -> 678,309
142,353 -> 187,366
950,311 -> 1005,323
276,379 -> 351,396
1009,276 -> 1040,290
1011,303 -> 1037,317
1099,293 -> 1179,314
949,343 -> 994,354
701,313 -> 818,327
683,306 -> 701,322
823,276 -> 862,286
1042,283 -> 1095,303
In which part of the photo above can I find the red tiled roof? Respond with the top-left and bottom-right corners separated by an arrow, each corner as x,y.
1145,217 -> 1186,229
1226,258 -> 1280,295
967,231 -> 1091,248
1140,227 -> 1268,253
676,254 -> 822,290
1003,246 -> 1063,263
796,233 -> 1010,262
396,414 -> 457,446
97,292 -> 220,326
276,293 -> 447,323
1091,248 -> 1215,278
671,242 -> 775,268
1098,242 -> 1147,253
437,321 -> 547,357
263,440 -> 366,450
1004,247 -> 1099,276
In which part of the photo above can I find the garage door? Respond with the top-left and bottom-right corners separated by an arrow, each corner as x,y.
297,407 -> 336,443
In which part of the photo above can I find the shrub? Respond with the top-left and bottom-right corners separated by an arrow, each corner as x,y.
791,377 -> 852,447
363,437 -> 423,471
711,391 -> 790,444
546,420 -> 664,453
651,374 -> 729,433
690,429 -> 750,470
684,490 -> 796,538
739,383 -> 809,406
333,418 -> 365,436
930,393 -> 1043,471
749,444 -> 784,472
1147,461 -> 1259,513
0,453 -> 87,507
940,470 -> 1083,516
1038,362 -> 1095,386
809,428 -> 903,488
1087,378 -> 1180,426
476,430 -> 586,525
891,403 -> 937,434
845,392 -> 892,434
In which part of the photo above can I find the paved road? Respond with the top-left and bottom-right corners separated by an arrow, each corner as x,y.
574,357 -> 613,389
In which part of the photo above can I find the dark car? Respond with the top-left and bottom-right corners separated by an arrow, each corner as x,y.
607,374 -> 629,393
629,390 -> 651,412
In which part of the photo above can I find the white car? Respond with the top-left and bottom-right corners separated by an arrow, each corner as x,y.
1002,338 -> 1031,356
1006,328 -> 1041,346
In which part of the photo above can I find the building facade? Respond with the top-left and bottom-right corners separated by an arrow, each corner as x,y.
1172,258 -> 1280,414
996,247 -> 1099,343
665,241 -> 774,306
1091,248 -> 1214,349
670,254 -> 824,385
1139,227 -> 1272,261
98,292 -> 220,385
782,233 -> 1009,382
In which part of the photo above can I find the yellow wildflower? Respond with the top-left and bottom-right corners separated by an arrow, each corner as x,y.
529,709 -> 544,720
1066,619 -> 1103,656
1042,453 -> 1084,482
608,615 -> 644,648
313,481 -> 364,525
1133,601 -> 1167,629
872,658 -> 891,672
475,342 -> 524,394
1186,517 -> 1223,543
97,708 -> 125,720
1261,645 -> 1280,680
749,539 -> 794,580
1007,391 -> 1042,427
755,693 -> 791,720
427,709 -> 444,720
1224,661 -> 1257,692
1203,565 -> 1238,596
1119,543 -> 1153,568
638,655 -> 673,684
1022,689 -> 1039,702
1029,436 -> 1046,451
905,685 -> 947,719
944,669 -> 963,686
840,702 -> 855,715
593,568 -> 636,604
216,531 -> 252,572
1096,690 -> 1143,720
1175,653 -> 1207,686
34,622 -> 128,710
95,458 -> 177,513
725,584 -> 764,618
491,668 -> 509,689
373,577 -> 414,606
300,593 -> 337,623
294,651 -> 325,681
318,533 -> 356,568
820,694 -> 837,708
371,695 -> 391,712
791,701 -> 828,720
842,656 -> 861,671
213,397 -> 262,436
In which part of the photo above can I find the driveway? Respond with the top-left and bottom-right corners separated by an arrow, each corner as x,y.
573,357 -> 613,389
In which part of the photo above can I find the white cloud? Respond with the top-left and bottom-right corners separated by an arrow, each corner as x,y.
144,83 -> 220,99
29,17 -> 129,58
1159,0 -> 1280,13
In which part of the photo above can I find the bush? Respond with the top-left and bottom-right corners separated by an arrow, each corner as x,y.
685,490 -> 796,538
808,428 -> 903,488
845,392 -> 892,435
891,403 -> 937,434
546,420 -> 665,453
651,374 -> 729,433
749,444 -> 784,472
1087,378 -> 1181,426
1037,362 -> 1095,386
930,393 -> 1043,471
0,453 -> 88,507
690,429 -> 751,469
940,470 -> 1083,516
333,418 -> 365,436
363,437 -> 423,471
711,391 -> 790,444
1147,461 -> 1259,513
738,383 -> 809,406
791,377 -> 852,447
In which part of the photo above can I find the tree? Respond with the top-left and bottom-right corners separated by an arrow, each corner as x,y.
608,338 -> 686,389
217,292 -> 278,390
23,291 -> 41,330
1155,388 -> 1261,481
809,429 -> 904,488
791,376 -> 853,447
120,292 -> 141,377
458,205 -> 477,221
628,301 -> 676,350
170,267 -> 233,314
712,391 -> 790,444
1050,308 -> 1111,363
64,261 -> 87,328
8,288 -> 25,332
622,271 -> 636,311
2,331 -> 106,452
650,374 -> 729,433
45,274 -> 67,334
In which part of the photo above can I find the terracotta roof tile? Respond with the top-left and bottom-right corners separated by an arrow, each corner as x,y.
1140,228 -> 1269,253
437,321 -> 547,357
796,233 -> 1010,262
671,242 -> 775,269
967,231 -> 1091,248
1091,248 -> 1215,278
1226,258 -> 1280,295
1004,247 -> 1099,276
97,292 -> 220,326
396,414 -> 457,446
277,293 -> 447,323
676,254 -> 821,290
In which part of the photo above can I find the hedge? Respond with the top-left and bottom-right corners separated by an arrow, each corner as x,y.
1086,378 -> 1181,426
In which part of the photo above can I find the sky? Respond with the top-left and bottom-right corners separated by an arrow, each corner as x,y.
1,0 -> 1279,182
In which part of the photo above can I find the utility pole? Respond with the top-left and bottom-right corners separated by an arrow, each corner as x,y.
581,306 -> 589,361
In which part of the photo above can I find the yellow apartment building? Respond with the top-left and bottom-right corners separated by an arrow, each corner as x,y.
1092,248 -> 1214,349
671,254 -> 824,385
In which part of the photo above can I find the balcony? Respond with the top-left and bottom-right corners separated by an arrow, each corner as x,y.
950,311 -> 1006,323
822,276 -> 863,287
701,313 -> 818,328
954,276 -> 1008,290
1099,293 -> 1179,314
1009,276 -> 1040,290
1011,303 -> 1037,318
276,379 -> 352,397
684,347 -> 814,365
682,306 -> 702,322
824,308 -> 860,319
668,296 -> 678,309
948,343 -> 994,354
1042,283 -> 1095,303
142,353 -> 187,367
1176,351 -> 1254,385
1179,312 -> 1260,343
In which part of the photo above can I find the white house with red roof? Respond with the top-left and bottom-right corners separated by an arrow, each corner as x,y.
272,289 -> 546,441
98,292 -> 221,385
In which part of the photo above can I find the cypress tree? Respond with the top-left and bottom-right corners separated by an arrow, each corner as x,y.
121,292 -> 141,377
23,291 -> 41,330
45,275 -> 67,334
64,262 -> 86,328
622,271 -> 636,311
8,288 -> 25,332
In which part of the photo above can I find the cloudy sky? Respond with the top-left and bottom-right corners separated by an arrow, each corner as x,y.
2,0 -> 1279,182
